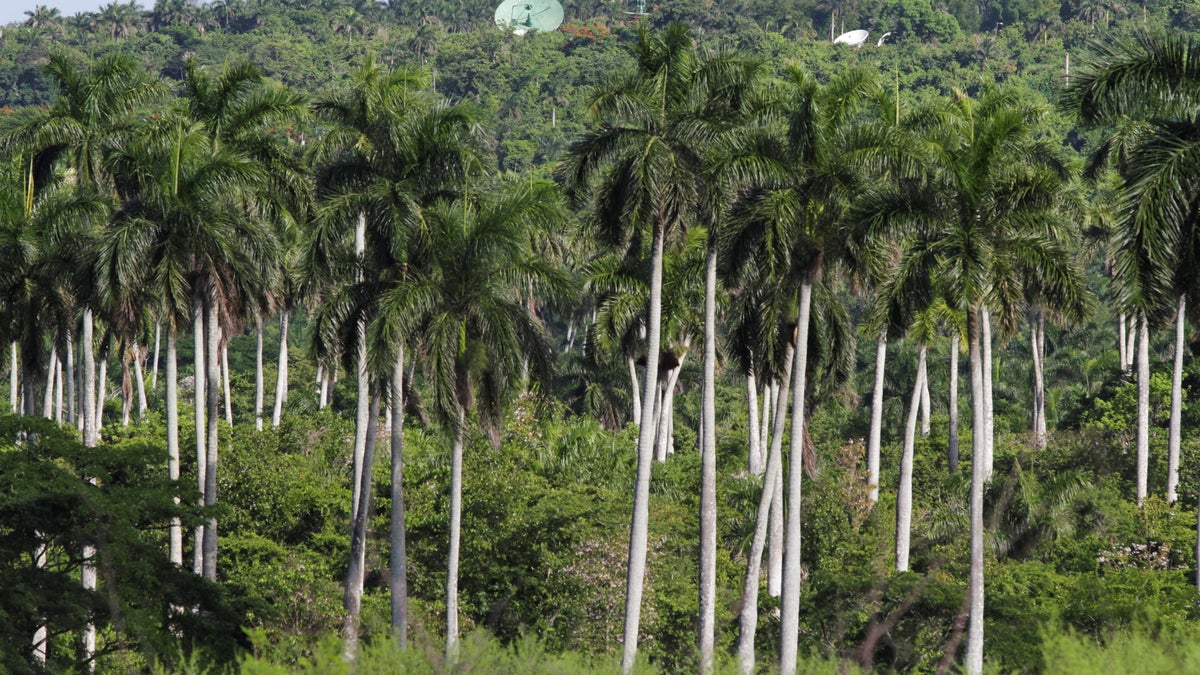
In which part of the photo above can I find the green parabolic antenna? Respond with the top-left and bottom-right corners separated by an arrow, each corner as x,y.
494,0 -> 564,34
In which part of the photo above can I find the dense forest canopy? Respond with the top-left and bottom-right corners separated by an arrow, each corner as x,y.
3,1 -> 1200,674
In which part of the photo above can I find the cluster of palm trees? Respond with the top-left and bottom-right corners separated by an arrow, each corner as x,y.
3,21 -> 1198,675
0,47 -> 569,666
568,25 -> 1199,675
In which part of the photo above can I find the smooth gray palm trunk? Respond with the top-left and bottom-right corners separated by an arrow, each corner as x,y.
737,343 -> 794,675
43,346 -> 57,419
768,447 -> 783,597
135,342 -> 147,420
1168,296 -> 1185,502
272,312 -> 289,427
620,224 -> 665,674
966,309 -> 986,675
192,294 -> 207,575
255,319 -> 264,431
167,331 -> 182,566
351,323 -> 370,525
868,335 -> 887,502
949,333 -> 960,472
82,310 -> 98,449
919,353 -> 931,437
699,245 -> 717,674
896,345 -> 927,572
203,295 -> 221,581
746,370 -> 761,474
9,342 -> 17,412
390,349 -> 408,647
343,389 -> 380,660
151,323 -> 160,392
221,343 -> 232,425
66,339 -> 75,425
446,405 -> 467,660
1137,312 -> 1150,506
1030,311 -> 1046,449
982,307 -> 995,480
80,314 -> 98,667
627,355 -> 642,428
779,278 -> 814,675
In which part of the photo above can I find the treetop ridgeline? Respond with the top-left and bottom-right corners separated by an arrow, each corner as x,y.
3,2 -> 1200,674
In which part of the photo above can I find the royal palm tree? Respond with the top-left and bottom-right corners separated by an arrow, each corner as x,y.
375,178 -> 569,659
104,106 -> 277,583
559,23 -> 716,672
852,87 -> 1087,674
1063,33 -> 1200,505
723,65 -> 882,675
309,56 -> 483,656
2,50 -> 159,451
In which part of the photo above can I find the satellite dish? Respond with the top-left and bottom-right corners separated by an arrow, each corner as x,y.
494,0 -> 565,34
833,29 -> 869,48
876,32 -> 893,46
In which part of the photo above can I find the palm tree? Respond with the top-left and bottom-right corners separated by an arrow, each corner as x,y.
853,87 -> 1086,674
309,56 -> 483,656
376,179 -> 569,659
723,65 -> 883,675
559,23 -> 715,672
1063,33 -> 1200,505
2,50 -> 160,451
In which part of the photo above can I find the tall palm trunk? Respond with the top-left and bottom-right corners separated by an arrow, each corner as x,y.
134,342 -> 148,420
1125,315 -> 1137,371
33,540 -> 47,663
446,404 -> 467,660
760,382 -> 773,472
9,342 -> 17,412
121,351 -> 132,427
896,344 -> 927,572
272,312 -> 290,426
982,306 -> 995,480
737,343 -> 794,675
82,311 -> 98,448
768,449 -> 783,597
151,322 -> 160,392
221,342 -> 232,425
55,360 -> 64,423
747,370 -> 761,475
167,330 -> 182,565
192,293 -> 207,575
867,335 -> 887,502
1030,310 -> 1046,450
949,332 -> 960,472
390,347 -> 408,647
655,356 -> 685,461
1137,312 -> 1150,507
66,339 -> 75,425
1168,296 -> 1185,502
620,222 -> 665,674
699,244 -> 718,674
919,354 -> 931,437
43,346 -> 57,419
351,324 -> 370,525
203,295 -> 221,581
627,355 -> 642,428
255,318 -> 264,431
780,277 -> 814,675
80,319 -> 98,666
343,387 -> 381,660
966,307 -> 986,675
